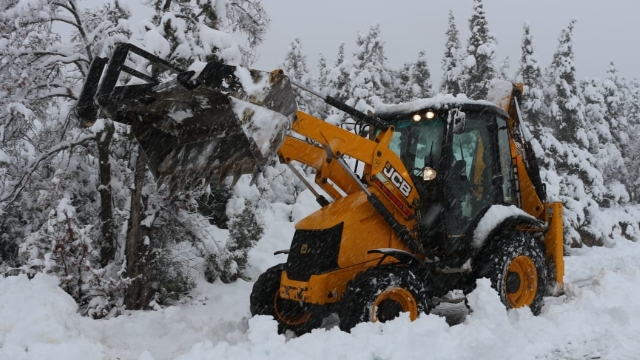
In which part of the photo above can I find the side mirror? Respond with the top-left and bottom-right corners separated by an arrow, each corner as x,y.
449,109 -> 466,134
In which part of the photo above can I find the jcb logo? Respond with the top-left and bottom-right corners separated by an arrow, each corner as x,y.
383,162 -> 412,198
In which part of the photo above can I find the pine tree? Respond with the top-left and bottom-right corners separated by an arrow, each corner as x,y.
603,62 -> 630,157
392,51 -> 433,103
620,78 -> 640,202
324,43 -> 351,124
146,0 -> 268,66
392,63 -> 414,103
280,38 -> 315,113
440,10 -> 463,95
545,20 -> 587,146
461,0 -> 497,99
516,22 -> 546,136
318,53 -> 328,93
581,78 -> 627,206
411,51 -> 433,99
625,100 -> 640,203
348,24 -> 393,115
315,53 -> 330,118
498,56 -> 511,80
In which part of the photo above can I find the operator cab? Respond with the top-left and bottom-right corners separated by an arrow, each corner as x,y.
375,100 -> 517,254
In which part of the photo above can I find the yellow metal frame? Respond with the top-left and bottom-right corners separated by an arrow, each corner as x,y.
492,83 -> 565,290
277,112 -> 419,305
277,84 -> 565,306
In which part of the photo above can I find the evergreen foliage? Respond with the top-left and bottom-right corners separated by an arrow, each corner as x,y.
517,22 -> 547,136
280,38 -> 316,113
411,51 -> 434,99
461,0 -> 497,99
545,20 -> 586,145
440,10 -> 463,95
498,56 -> 511,81
392,63 -> 413,103
391,51 -> 432,103
316,53 -> 330,118
324,43 -> 351,124
348,24 -> 393,114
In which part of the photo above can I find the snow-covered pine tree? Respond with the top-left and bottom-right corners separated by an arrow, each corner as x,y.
327,44 -> 350,103
580,77 -> 627,207
411,51 -> 433,99
391,51 -> 433,103
348,24 -> 393,115
324,43 -> 351,124
392,62 -> 414,103
460,0 -> 497,99
603,62 -> 630,159
541,20 -> 611,246
621,78 -> 640,202
516,22 -> 546,137
498,56 -> 511,81
280,38 -> 316,114
600,63 -> 634,204
316,53 -> 330,118
440,10 -> 463,95
145,0 -> 268,66
544,20 -> 587,146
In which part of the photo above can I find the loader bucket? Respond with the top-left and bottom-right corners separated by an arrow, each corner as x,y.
85,48 -> 297,191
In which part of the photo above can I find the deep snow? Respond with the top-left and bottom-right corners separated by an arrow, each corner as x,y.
2,190 -> 640,360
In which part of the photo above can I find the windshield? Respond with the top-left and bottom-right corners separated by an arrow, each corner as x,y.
388,117 -> 445,173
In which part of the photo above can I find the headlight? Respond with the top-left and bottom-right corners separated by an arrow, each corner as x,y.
423,167 -> 437,181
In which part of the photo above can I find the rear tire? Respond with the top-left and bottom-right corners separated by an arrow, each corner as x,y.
250,264 -> 322,336
338,266 -> 430,332
482,232 -> 547,315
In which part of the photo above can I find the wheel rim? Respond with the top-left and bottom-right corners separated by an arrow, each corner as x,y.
273,293 -> 312,326
505,255 -> 538,308
371,287 -> 418,323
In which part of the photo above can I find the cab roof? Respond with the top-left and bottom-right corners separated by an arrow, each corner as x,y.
374,93 -> 508,119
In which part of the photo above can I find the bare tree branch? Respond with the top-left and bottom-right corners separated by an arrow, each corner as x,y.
0,133 -> 96,208
52,1 -> 93,65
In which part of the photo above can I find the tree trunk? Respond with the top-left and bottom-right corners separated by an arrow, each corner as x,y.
124,146 -> 154,309
97,120 -> 115,267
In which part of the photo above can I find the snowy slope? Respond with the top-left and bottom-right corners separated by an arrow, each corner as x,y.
2,190 -> 640,360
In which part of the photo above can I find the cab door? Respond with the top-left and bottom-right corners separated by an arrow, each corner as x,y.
443,114 -> 497,237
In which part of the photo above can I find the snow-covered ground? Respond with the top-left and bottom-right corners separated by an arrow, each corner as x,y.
2,191 -> 640,360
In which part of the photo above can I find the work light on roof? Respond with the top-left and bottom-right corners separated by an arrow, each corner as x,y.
412,114 -> 422,122
425,110 -> 436,119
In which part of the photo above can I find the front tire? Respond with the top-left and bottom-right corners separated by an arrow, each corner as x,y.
482,232 -> 547,315
338,266 -> 430,332
250,264 -> 322,335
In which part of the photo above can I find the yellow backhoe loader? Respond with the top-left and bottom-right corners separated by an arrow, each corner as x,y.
76,43 -> 564,334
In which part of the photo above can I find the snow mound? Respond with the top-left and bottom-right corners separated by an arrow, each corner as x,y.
3,192 -> 640,360
0,274 -> 105,360
3,247 -> 640,360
